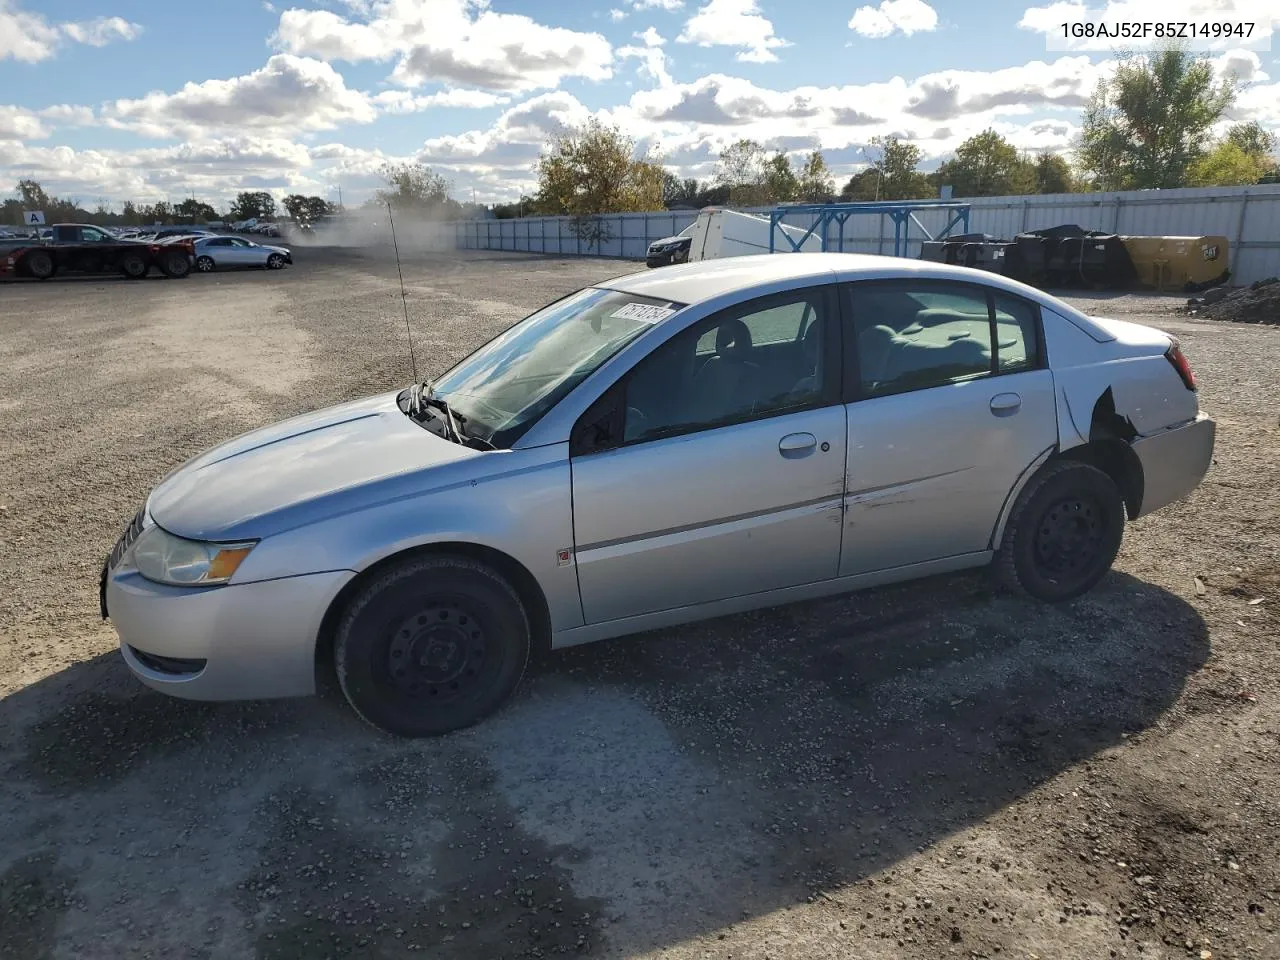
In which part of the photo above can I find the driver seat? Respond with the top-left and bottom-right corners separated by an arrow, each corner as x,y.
690,318 -> 760,420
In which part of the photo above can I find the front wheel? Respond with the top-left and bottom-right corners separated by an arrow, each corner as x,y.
994,460 -> 1124,602
266,253 -> 285,269
335,556 -> 531,737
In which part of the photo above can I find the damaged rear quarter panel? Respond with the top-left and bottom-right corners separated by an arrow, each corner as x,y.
1042,308 -> 1197,448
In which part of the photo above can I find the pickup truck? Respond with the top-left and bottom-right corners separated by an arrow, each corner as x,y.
1,224 -> 193,280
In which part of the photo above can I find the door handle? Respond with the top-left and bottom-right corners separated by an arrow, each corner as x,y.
778,432 -> 818,458
989,393 -> 1021,417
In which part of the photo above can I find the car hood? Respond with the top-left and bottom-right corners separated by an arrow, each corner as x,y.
261,244 -> 290,255
147,392 -> 482,541
649,235 -> 690,248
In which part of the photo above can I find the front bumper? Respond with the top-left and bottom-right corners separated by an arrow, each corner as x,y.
1132,411 -> 1215,517
104,567 -> 354,701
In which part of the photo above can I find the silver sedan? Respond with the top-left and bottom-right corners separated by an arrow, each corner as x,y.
102,253 -> 1215,736
192,236 -> 292,272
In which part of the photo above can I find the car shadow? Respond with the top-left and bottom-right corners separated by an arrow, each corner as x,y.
0,568 -> 1207,958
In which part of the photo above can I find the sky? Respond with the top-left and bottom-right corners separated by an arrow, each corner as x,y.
0,0 -> 1276,208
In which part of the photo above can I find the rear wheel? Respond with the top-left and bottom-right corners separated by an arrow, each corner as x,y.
994,460 -> 1124,602
25,250 -> 55,280
335,556 -> 531,737
195,256 -> 215,273
120,252 -> 148,279
159,251 -> 190,278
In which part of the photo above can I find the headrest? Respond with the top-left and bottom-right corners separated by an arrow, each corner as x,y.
716,318 -> 753,361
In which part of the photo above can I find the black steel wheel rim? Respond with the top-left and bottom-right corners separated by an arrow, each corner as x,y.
381,597 -> 492,703
1034,494 -> 1105,578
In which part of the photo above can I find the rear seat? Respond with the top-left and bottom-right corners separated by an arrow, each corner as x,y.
865,308 -> 994,390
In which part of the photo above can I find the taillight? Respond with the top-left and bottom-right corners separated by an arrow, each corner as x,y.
1165,338 -> 1196,391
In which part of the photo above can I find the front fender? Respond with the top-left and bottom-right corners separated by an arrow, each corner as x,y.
231,443 -> 583,632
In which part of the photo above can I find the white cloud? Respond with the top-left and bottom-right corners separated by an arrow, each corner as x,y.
373,89 -> 510,112
0,104 -> 48,139
0,1 -> 141,62
1212,47 -> 1270,83
610,8 -> 627,19
274,0 -> 613,93
677,0 -> 788,63
633,0 -> 685,8
103,55 -> 378,139
619,43 -> 674,87
636,26 -> 667,46
849,0 -> 939,38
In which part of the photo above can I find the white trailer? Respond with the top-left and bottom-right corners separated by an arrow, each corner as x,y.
686,208 -> 823,262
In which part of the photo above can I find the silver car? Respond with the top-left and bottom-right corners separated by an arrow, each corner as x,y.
192,236 -> 292,272
101,253 -> 1215,736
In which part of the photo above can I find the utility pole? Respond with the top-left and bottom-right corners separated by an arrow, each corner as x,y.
337,185 -> 343,211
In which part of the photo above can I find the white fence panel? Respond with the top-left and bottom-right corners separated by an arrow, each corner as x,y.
443,184 -> 1280,285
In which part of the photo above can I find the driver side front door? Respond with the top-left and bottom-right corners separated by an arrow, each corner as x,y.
569,286 -> 847,625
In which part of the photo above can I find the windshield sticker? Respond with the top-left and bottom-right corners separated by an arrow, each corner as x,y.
612,302 -> 676,324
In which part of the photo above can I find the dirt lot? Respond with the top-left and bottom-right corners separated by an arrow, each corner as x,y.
1,249 -> 1277,960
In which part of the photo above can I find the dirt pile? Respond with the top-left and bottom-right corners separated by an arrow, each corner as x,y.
1186,277 -> 1280,324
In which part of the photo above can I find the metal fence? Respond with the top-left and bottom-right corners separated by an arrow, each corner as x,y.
448,184 -> 1280,286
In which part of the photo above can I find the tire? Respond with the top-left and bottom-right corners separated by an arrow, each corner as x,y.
120,253 -> 148,279
195,256 -> 215,273
266,253 -> 285,270
994,459 -> 1125,602
159,251 -> 191,278
25,250 -> 55,280
335,555 -> 531,737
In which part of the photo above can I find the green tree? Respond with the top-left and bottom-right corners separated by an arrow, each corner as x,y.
229,191 -> 276,221
16,178 -> 51,209
534,119 -> 665,216
797,151 -> 835,202
120,200 -> 141,225
662,173 -> 700,206
142,201 -> 173,224
175,198 -> 217,223
282,194 -> 334,223
763,152 -> 800,202
858,136 -> 933,200
1034,152 -> 1076,193
1224,120 -> 1277,160
373,164 -> 460,217
1187,141 -> 1272,186
1078,45 -> 1234,189
934,129 -> 1037,197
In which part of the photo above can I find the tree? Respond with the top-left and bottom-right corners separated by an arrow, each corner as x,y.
1187,141 -> 1272,186
763,152 -> 800,203
839,169 -> 881,201
853,136 -> 933,200
121,200 -> 141,226
282,194 -> 334,224
229,191 -> 276,221
797,151 -> 835,202
714,139 -> 772,206
1224,120 -> 1277,160
142,201 -> 173,224
934,129 -> 1037,197
662,173 -> 701,207
534,118 -> 665,216
374,163 -> 460,217
175,198 -> 218,223
16,178 -> 50,209
1078,45 -> 1234,190
1034,152 -> 1076,194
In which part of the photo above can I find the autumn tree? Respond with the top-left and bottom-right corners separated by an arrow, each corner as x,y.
1078,45 -> 1234,189
534,119 -> 665,216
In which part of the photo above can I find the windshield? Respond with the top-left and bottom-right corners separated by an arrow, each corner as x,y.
429,287 -> 683,448
678,224 -> 695,238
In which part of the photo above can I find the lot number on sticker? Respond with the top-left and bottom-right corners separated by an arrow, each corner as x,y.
613,303 -> 675,324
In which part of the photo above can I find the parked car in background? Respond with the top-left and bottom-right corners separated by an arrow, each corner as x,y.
2,223 -> 193,279
192,235 -> 292,272
645,224 -> 695,268
101,254 -> 1214,737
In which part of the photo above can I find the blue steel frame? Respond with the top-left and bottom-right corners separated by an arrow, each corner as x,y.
767,200 -> 972,257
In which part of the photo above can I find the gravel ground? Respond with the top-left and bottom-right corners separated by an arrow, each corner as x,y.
1,251 -> 1277,960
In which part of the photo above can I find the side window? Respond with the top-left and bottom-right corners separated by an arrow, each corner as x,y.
621,289 -> 832,445
846,281 -> 993,398
992,293 -> 1041,372
83,227 -> 110,242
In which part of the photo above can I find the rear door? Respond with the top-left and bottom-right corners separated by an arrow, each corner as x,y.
570,286 -> 846,623
838,279 -> 1058,576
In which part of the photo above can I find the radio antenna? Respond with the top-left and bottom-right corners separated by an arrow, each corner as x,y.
386,201 -> 419,383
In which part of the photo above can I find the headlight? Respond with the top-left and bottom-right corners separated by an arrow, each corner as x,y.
130,525 -> 257,587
